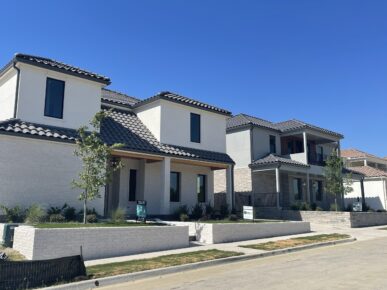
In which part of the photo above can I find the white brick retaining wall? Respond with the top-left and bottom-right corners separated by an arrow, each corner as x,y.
13,225 -> 189,260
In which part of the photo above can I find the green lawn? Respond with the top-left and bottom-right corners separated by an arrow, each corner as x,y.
240,234 -> 351,251
34,222 -> 165,228
201,219 -> 280,224
87,250 -> 243,278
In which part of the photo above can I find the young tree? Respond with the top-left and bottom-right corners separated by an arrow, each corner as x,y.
324,150 -> 353,211
72,111 -> 122,223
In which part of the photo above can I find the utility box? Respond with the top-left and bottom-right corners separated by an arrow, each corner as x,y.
1,224 -> 19,248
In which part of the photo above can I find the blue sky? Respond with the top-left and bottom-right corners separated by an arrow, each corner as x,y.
2,0 -> 386,156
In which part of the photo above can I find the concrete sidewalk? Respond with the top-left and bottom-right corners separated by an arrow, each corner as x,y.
84,223 -> 385,267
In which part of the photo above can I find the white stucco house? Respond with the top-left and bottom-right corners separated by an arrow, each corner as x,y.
0,53 -> 234,217
215,113 -> 344,210
342,149 -> 387,210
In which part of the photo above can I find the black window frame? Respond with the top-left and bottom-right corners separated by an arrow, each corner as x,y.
316,180 -> 323,201
269,135 -> 276,154
190,113 -> 201,143
44,77 -> 65,119
197,174 -> 206,203
170,171 -> 181,202
128,169 -> 137,202
293,178 -> 303,201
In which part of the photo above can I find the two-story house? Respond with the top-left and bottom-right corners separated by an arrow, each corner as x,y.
215,113 -> 343,211
0,53 -> 234,217
342,149 -> 387,210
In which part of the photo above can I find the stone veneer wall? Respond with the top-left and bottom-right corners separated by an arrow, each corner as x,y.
255,208 -> 387,228
13,225 -> 189,260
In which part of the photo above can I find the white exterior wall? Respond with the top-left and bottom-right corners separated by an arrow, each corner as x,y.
226,129 -> 251,168
135,101 -> 162,141
0,68 -> 18,121
0,135 -> 104,214
345,178 -> 387,210
137,160 -> 213,215
251,127 -> 280,160
16,63 -> 103,129
13,225 -> 189,260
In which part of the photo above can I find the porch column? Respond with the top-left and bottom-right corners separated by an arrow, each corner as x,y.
161,157 -> 171,215
275,167 -> 281,209
306,172 -> 311,203
226,165 -> 234,210
303,131 -> 308,164
337,140 -> 341,157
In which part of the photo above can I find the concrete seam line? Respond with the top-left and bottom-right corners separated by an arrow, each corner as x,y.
41,238 -> 356,290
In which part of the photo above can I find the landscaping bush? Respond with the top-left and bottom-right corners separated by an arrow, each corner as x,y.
345,204 -> 353,212
78,208 -> 98,222
86,214 -> 98,223
173,205 -> 189,220
25,204 -> 46,224
290,203 -> 300,210
205,204 -> 215,219
63,206 -> 76,221
0,205 -> 26,223
180,213 -> 189,222
228,214 -> 238,221
219,204 -> 229,219
310,203 -> 317,211
330,203 -> 340,211
47,205 -> 65,215
377,209 -> 386,213
315,206 -> 323,211
299,202 -> 310,211
191,204 -> 204,220
49,214 -> 66,223
111,208 -> 126,223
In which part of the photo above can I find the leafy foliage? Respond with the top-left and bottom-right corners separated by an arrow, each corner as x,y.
72,111 -> 123,223
111,208 -> 126,223
0,205 -> 26,223
190,204 -> 204,220
25,204 -> 46,224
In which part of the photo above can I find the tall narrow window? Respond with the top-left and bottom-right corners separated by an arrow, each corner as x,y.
316,181 -> 323,201
293,178 -> 302,200
44,78 -> 65,119
197,175 -> 206,203
270,135 -> 276,154
190,113 -> 201,143
170,172 -> 181,202
129,169 -> 137,202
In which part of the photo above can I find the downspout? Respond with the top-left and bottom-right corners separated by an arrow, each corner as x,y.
249,125 -> 254,206
12,61 -> 21,119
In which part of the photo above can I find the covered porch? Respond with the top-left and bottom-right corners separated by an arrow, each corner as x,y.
105,149 -> 233,217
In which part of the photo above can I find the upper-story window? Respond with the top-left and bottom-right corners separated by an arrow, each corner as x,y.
190,113 -> 201,143
269,135 -> 276,154
44,77 -> 65,119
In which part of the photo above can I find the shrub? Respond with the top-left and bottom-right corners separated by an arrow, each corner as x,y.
315,206 -> 323,211
63,206 -> 76,221
47,205 -> 65,215
191,204 -> 204,220
228,214 -> 238,221
299,202 -> 310,211
205,204 -> 215,219
111,208 -> 126,223
290,203 -> 300,210
0,205 -> 26,223
377,209 -> 386,213
86,214 -> 98,223
345,204 -> 352,212
49,214 -> 66,223
330,203 -> 340,211
173,205 -> 189,220
219,204 -> 229,219
25,204 -> 46,224
180,213 -> 189,222
310,203 -> 317,211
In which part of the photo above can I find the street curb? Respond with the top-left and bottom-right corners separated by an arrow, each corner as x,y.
42,237 -> 356,290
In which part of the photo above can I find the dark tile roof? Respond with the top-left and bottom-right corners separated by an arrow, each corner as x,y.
8,53 -> 110,84
101,108 -> 234,164
249,154 -> 310,168
227,114 -> 343,138
0,119 -> 78,141
101,88 -> 141,107
133,91 -> 232,116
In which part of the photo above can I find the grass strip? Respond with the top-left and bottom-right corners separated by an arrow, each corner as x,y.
239,234 -> 351,251
87,249 -> 243,278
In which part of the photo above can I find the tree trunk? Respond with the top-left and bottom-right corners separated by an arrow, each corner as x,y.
83,197 -> 87,224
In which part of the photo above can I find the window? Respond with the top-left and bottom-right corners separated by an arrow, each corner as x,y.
295,140 -> 303,153
287,141 -> 294,154
293,178 -> 302,200
197,175 -> 206,203
317,146 -> 324,163
44,78 -> 65,119
190,113 -> 201,143
170,172 -> 181,202
269,135 -> 276,154
316,181 -> 323,201
129,169 -> 137,202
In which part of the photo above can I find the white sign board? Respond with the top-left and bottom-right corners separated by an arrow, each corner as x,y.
353,202 -> 362,212
243,206 -> 254,220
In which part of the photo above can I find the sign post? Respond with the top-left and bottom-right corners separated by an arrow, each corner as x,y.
136,200 -> 147,222
243,206 -> 255,221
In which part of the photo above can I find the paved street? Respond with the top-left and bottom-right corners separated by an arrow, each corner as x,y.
99,236 -> 387,290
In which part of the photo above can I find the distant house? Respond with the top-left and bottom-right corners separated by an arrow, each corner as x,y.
0,53 -> 234,217
342,149 -> 387,210
215,113 -> 343,210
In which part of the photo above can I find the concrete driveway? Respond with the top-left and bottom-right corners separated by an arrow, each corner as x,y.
99,234 -> 387,290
